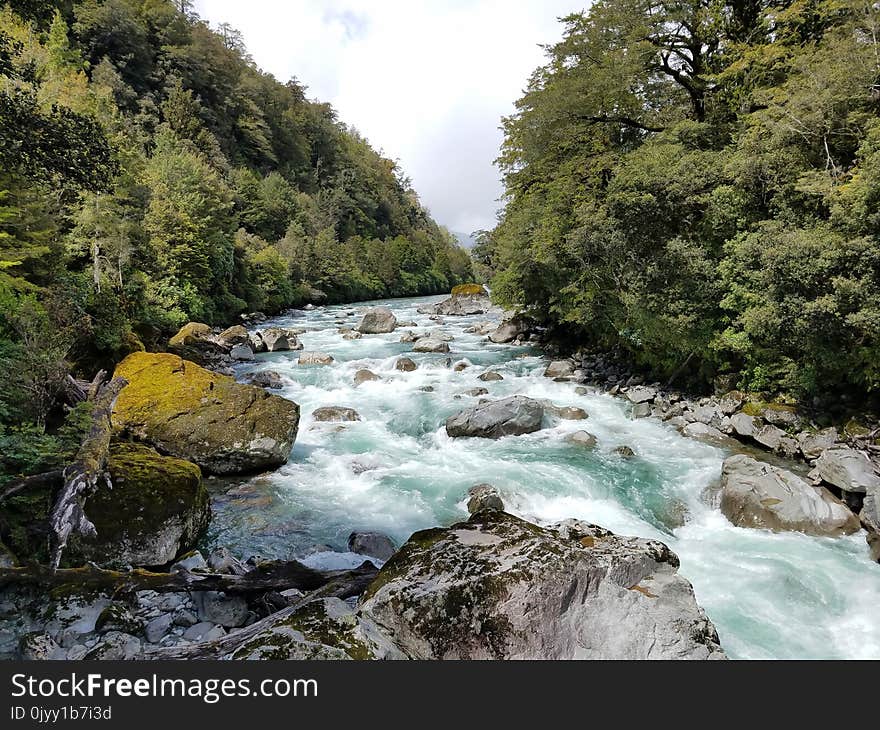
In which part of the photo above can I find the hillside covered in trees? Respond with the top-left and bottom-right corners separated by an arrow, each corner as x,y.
0,0 -> 471,481
480,0 -> 880,407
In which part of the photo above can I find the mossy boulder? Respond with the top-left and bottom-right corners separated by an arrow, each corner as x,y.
0,444 -> 208,568
112,352 -> 300,475
169,322 -> 213,348
451,283 -> 489,297
167,323 -> 229,369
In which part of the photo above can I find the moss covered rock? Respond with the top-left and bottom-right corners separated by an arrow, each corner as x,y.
359,511 -> 726,659
451,283 -> 489,297
112,352 -> 300,475
0,444 -> 209,568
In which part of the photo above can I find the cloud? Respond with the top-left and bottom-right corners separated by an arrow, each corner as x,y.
193,0 -> 587,233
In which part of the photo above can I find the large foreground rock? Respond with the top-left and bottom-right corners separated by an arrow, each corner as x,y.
359,511 -> 725,659
112,353 -> 299,475
358,307 -> 397,334
446,396 -> 544,439
720,455 -> 859,537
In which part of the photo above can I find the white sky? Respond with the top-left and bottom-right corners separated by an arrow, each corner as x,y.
193,0 -> 588,234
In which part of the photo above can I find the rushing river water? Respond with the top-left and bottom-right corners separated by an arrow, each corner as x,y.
208,294 -> 880,660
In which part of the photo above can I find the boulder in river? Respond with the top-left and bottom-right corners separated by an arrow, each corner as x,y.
312,406 -> 361,422
230,344 -> 254,361
420,285 -> 493,316
544,360 -> 575,379
358,306 -> 397,334
399,331 -> 419,343
446,396 -> 544,439
413,337 -> 450,353
566,431 -> 597,448
720,454 -> 860,537
354,369 -> 379,385
359,510 -> 726,659
796,428 -> 838,460
245,370 -> 285,389
730,412 -> 759,439
466,484 -> 504,514
626,386 -> 657,404
395,357 -> 417,372
298,351 -> 334,366
219,325 -> 250,347
814,447 -> 880,494
348,531 -> 397,562
487,317 -> 529,344
478,371 -> 504,382
112,352 -> 300,475
261,327 -> 303,352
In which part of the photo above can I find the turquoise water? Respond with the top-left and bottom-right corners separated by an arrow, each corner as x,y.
208,295 -> 880,659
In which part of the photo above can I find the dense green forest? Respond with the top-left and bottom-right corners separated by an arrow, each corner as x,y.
480,0 -> 880,404
0,0 -> 471,481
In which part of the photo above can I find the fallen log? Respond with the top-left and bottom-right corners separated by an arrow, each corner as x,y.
0,470 -> 64,504
48,375 -> 127,570
0,558 -> 378,596
143,563 -> 380,660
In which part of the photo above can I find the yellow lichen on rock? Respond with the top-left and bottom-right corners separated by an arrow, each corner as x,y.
168,322 -> 213,348
112,352 -> 299,475
451,283 -> 488,297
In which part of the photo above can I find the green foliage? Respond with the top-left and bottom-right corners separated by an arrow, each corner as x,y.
0,0 -> 473,483
487,0 -> 880,401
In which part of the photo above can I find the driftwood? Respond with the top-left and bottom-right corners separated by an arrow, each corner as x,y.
48,374 -> 128,570
143,563 -> 380,660
0,559 -> 378,596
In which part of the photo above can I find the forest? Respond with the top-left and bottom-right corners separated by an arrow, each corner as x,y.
0,0 -> 472,484
479,0 -> 880,407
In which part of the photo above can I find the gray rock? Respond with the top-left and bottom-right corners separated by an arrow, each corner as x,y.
396,357 -> 417,372
413,337 -> 450,353
173,610 -> 198,628
860,492 -> 879,562
566,431 -> 597,448
18,632 -> 67,660
312,406 -> 361,422
797,428 -> 838,460
261,327 -> 302,352
193,592 -> 249,628
219,325 -> 250,347
95,603 -> 143,635
424,291 -> 492,317
446,396 -> 544,439
183,622 -> 218,641
544,360 -> 575,379
85,631 -> 142,660
230,343 -> 255,361
718,391 -> 745,415
228,597 -> 404,660
720,454 -> 859,537
399,331 -> 419,343
691,404 -> 725,430
342,330 -> 362,340
754,424 -> 787,451
171,551 -> 207,573
298,351 -> 334,366
358,306 -> 398,334
466,484 -> 504,514
359,511 -> 725,659
348,532 -> 397,562
144,614 -> 174,644
354,369 -> 379,385
478,371 -> 504,382
631,402 -> 652,419
815,447 -> 880,494
453,361 -> 470,371
626,386 -> 657,404
246,370 -> 285,389
248,332 -> 267,353
682,422 -> 730,445
464,387 -> 489,397
207,547 -> 247,575
730,412 -> 759,439
487,317 -> 529,344
614,445 -> 636,457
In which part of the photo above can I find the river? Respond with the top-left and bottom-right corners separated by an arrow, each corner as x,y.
206,294 -> 880,660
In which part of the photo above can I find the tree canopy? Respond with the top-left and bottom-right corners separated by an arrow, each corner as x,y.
484,0 -> 880,404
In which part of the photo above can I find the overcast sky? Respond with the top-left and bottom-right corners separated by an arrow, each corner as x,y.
193,0 -> 587,235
